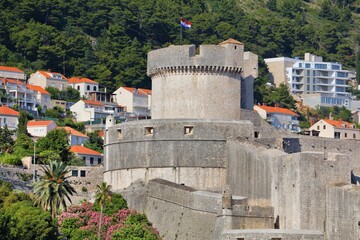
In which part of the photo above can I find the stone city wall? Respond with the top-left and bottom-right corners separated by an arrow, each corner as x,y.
221,229 -> 323,240
104,119 -> 253,190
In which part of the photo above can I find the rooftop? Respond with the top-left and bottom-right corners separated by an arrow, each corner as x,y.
26,84 -> 50,95
0,66 -> 24,73
82,100 -> 104,106
58,126 -> 88,138
255,105 -> 299,116
323,119 -> 356,129
70,145 -> 102,156
27,120 -> 55,127
219,38 -> 244,45
0,106 -> 20,116
69,77 -> 98,84
38,71 -> 68,80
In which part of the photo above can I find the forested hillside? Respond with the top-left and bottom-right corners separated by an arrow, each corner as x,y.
0,0 -> 359,92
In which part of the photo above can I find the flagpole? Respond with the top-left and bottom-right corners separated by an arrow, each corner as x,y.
180,19 -> 182,45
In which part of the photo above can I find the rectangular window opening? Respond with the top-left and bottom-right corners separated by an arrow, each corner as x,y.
184,126 -> 194,135
71,170 -> 78,177
117,129 -> 122,139
80,170 -> 86,177
254,131 -> 259,138
145,127 -> 154,135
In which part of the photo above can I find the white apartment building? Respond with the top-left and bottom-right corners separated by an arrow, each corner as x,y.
0,66 -> 26,80
28,70 -> 68,91
26,84 -> 51,109
1,79 -> 37,111
68,77 -> 99,98
309,119 -> 360,139
27,120 -> 57,137
0,106 -> 19,130
113,87 -> 151,118
265,53 -> 352,108
70,100 -> 122,123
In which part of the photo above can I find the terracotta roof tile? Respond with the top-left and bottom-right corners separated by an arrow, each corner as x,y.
26,84 -> 50,95
0,106 -> 20,116
1,78 -> 25,85
0,66 -> 24,73
255,105 -> 299,116
69,77 -> 98,84
82,100 -> 104,106
323,119 -> 356,129
122,87 -> 136,93
138,88 -> 152,95
58,126 -> 89,138
219,38 -> 244,45
27,120 -> 55,127
70,145 -> 101,156
38,71 -> 68,80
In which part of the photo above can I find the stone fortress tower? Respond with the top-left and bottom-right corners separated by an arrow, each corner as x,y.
105,39 -> 360,240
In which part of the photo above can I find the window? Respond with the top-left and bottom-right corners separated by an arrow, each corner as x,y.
80,170 -> 86,177
332,65 -> 340,70
184,126 -> 193,135
98,158 -> 102,164
313,70 -> 316,76
299,63 -> 302,68
317,126 -> 320,130
93,86 -> 97,91
334,132 -> 340,139
77,86 -> 80,90
307,77 -> 310,83
315,64 -> 327,69
87,85 -> 90,90
313,78 -> 316,84
90,157 -> 94,165
307,70 -> 310,75
145,127 -> 153,135
323,125 -> 326,129
353,134 -> 356,139
345,133 -> 348,138
313,85 -> 316,92
305,63 -> 311,68
254,131 -> 259,138
71,170 -> 78,177
4,118 -> 7,124
337,72 -> 347,78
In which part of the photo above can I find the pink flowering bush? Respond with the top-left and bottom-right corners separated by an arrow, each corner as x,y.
58,201 -> 161,239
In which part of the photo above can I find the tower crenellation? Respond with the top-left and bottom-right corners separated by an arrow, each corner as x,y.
147,39 -> 251,120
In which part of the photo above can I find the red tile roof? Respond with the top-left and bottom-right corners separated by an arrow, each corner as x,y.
0,106 -> 20,116
38,71 -> 68,80
69,77 -> 98,84
98,129 -> 104,138
255,105 -> 299,116
138,88 -> 152,95
122,87 -> 151,96
58,126 -> 89,138
323,119 -> 356,129
26,84 -> 50,95
70,145 -> 101,156
0,66 -> 24,73
27,120 -> 55,127
219,38 -> 244,45
1,78 -> 25,85
83,100 -> 104,106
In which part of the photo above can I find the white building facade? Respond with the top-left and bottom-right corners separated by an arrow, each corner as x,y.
0,106 -> 19,130
28,71 -> 68,91
265,53 -> 352,109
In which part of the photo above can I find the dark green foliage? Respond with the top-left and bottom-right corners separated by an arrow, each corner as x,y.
93,193 -> 128,215
46,86 -> 80,102
0,125 -> 15,154
84,130 -> 104,153
36,128 -> 72,163
0,180 -> 57,240
264,84 -> 297,110
0,0 -> 357,92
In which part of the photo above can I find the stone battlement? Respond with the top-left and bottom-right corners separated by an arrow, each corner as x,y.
147,41 -> 244,77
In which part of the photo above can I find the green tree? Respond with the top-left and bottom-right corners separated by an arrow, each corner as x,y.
84,130 -> 104,153
95,182 -> 112,240
36,128 -> 72,163
45,86 -> 61,100
265,83 -> 296,110
93,193 -> 128,215
0,125 -> 15,154
33,160 -> 76,218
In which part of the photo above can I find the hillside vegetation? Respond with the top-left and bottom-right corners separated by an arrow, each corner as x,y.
1,0 -> 359,93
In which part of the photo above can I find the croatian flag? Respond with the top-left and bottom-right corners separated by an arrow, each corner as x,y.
180,18 -> 191,29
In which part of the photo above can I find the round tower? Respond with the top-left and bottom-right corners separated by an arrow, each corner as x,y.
147,39 -> 244,120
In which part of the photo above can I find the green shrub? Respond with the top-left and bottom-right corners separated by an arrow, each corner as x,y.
0,154 -> 22,165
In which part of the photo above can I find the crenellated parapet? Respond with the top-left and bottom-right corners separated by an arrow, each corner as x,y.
147,41 -> 244,78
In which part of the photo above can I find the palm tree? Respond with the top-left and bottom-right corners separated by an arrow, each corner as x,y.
95,182 -> 112,240
33,160 -> 77,218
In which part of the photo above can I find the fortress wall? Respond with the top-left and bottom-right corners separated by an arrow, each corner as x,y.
326,184 -> 360,240
143,179 -> 273,240
294,137 -> 360,168
221,229 -> 323,240
151,73 -> 241,120
105,120 -> 254,190
297,153 -> 350,231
